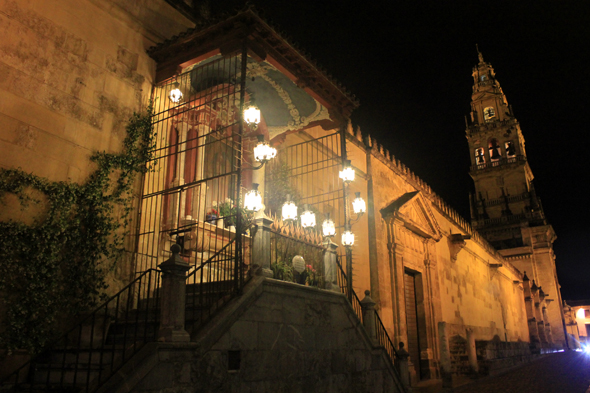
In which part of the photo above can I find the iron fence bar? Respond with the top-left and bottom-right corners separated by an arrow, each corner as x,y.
234,42 -> 247,295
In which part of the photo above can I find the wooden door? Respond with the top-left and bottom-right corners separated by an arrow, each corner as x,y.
404,271 -> 421,378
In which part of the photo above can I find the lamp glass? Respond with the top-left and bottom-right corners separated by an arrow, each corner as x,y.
244,105 -> 261,125
339,166 -> 355,182
352,194 -> 366,214
282,201 -> 298,221
254,141 -> 277,162
342,230 -> 355,246
301,209 -> 316,228
244,189 -> 262,212
169,86 -> 183,103
322,218 -> 336,237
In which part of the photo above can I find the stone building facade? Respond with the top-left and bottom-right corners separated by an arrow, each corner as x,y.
0,0 -> 568,390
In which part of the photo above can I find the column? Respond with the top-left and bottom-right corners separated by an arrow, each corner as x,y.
323,239 -> 340,292
361,290 -> 377,345
158,244 -> 190,342
252,216 -> 273,278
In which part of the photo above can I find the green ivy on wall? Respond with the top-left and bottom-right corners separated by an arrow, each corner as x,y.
0,106 -> 155,354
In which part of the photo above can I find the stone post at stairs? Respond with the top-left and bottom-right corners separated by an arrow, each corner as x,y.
396,342 -> 412,392
158,244 -> 190,342
323,239 -> 339,292
252,216 -> 273,278
361,290 -> 377,345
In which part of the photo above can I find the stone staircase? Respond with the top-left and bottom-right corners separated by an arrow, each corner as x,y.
0,277 -> 235,393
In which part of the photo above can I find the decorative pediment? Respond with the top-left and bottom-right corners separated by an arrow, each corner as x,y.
380,191 -> 442,241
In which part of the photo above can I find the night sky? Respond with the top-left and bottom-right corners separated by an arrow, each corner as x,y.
210,1 -> 590,300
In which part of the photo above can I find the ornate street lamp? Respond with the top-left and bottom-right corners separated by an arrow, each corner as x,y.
352,192 -> 366,215
322,213 -> 336,238
341,226 -> 355,247
339,159 -> 355,183
282,195 -> 298,221
243,104 -> 261,130
300,204 -> 316,229
253,135 -> 277,167
244,183 -> 263,212
168,81 -> 183,104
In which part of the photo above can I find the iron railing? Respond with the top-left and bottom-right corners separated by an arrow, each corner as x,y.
334,255 -> 399,365
0,268 -> 162,392
185,231 -> 252,335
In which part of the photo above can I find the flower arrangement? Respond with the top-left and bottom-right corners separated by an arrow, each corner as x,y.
206,201 -> 219,224
304,264 -> 320,286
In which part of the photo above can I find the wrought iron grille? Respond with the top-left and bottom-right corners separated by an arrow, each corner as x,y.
264,131 -> 348,262
134,53 -> 248,276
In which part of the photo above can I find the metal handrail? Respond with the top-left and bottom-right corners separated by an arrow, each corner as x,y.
0,268 -> 162,392
334,256 -> 399,362
184,229 -> 251,335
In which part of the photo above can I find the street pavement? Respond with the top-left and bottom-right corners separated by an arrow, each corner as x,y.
452,351 -> 590,393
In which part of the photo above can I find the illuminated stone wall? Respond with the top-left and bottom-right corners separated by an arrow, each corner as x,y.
0,0 -> 193,286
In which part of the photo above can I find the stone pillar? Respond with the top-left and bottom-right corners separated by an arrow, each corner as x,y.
540,289 -> 553,344
252,156 -> 267,220
323,239 -> 340,292
252,216 -> 273,278
466,328 -> 478,374
158,244 -> 190,342
396,342 -> 412,392
532,281 -> 548,344
361,290 -> 377,345
523,272 -> 540,351
438,321 -> 452,388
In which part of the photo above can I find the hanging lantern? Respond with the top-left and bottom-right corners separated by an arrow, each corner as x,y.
244,104 -> 261,127
282,195 -> 298,221
352,192 -> 366,214
342,228 -> 355,247
253,134 -> 277,163
169,81 -> 183,104
339,159 -> 355,182
300,204 -> 316,229
244,183 -> 262,212
322,213 -> 336,238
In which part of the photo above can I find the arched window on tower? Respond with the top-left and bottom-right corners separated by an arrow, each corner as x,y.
475,147 -> 486,168
505,141 -> 516,161
488,138 -> 502,165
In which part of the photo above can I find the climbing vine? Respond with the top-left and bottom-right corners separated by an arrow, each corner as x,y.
0,105 -> 155,354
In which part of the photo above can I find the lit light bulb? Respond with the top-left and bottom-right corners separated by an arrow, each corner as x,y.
244,105 -> 261,126
300,205 -> 316,229
253,134 -> 277,163
169,81 -> 183,103
282,195 -> 298,221
322,214 -> 336,237
244,183 -> 262,212
339,160 -> 355,182
352,192 -> 366,214
342,229 -> 354,247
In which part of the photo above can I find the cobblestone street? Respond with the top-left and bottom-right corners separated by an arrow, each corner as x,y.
452,351 -> 590,393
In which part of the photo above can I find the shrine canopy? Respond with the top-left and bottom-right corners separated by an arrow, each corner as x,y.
147,6 -> 359,137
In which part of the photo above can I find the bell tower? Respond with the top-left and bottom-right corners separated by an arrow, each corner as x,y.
465,48 -> 567,348
466,49 -> 546,248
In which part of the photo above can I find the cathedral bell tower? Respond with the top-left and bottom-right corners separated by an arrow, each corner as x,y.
466,49 -> 546,249
465,49 -> 567,348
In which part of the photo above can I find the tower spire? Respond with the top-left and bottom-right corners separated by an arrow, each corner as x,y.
476,44 -> 484,64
